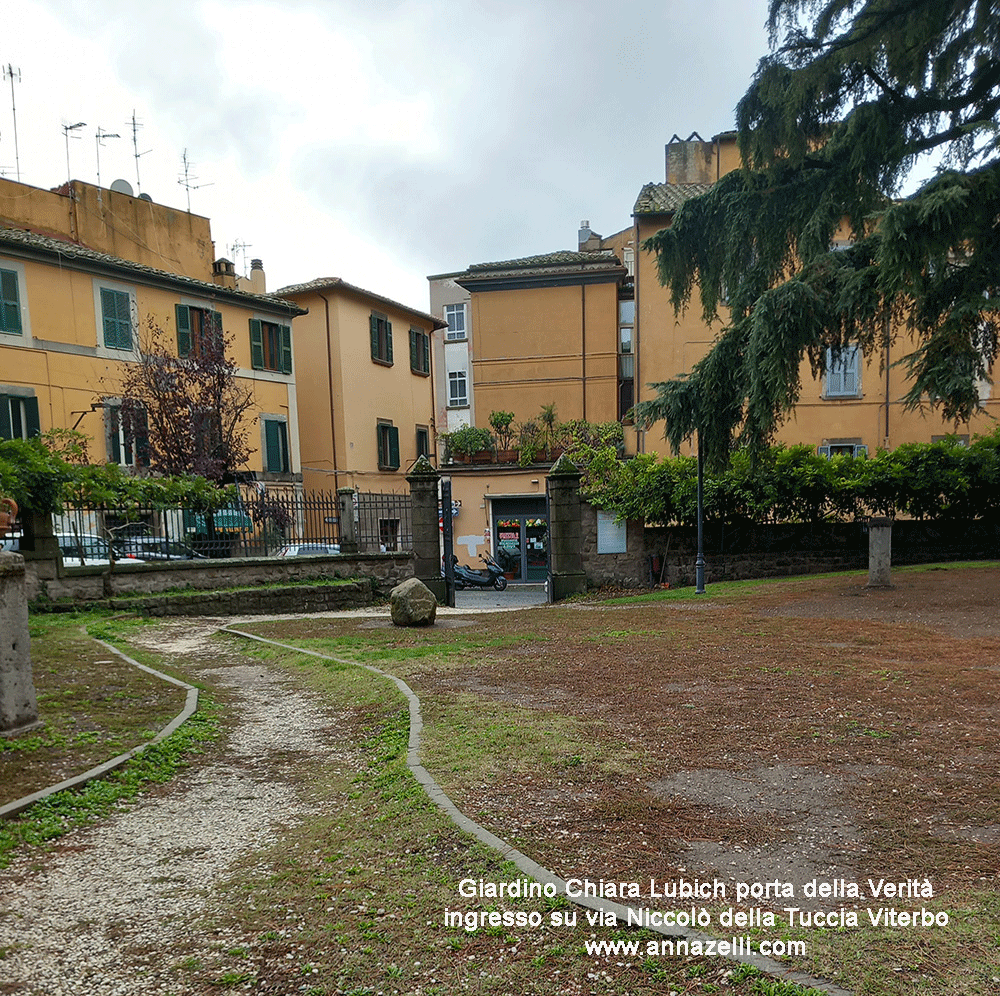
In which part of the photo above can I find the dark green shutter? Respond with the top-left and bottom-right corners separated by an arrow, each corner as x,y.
377,424 -> 385,467
265,419 -> 282,473
101,289 -> 131,349
211,310 -> 223,349
389,425 -> 400,470
409,328 -> 416,370
249,319 -> 264,369
135,409 -> 150,467
24,397 -> 39,438
370,314 -> 380,360
1,268 -> 22,334
109,407 -> 121,464
280,325 -> 292,374
421,333 -> 430,373
0,397 -> 11,439
385,321 -> 393,363
176,304 -> 192,356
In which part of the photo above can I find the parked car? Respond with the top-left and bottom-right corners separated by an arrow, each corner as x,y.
275,543 -> 340,557
112,537 -> 206,561
55,533 -> 114,567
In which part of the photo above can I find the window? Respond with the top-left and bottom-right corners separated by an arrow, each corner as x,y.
0,393 -> 40,440
100,287 -> 134,350
818,442 -> 868,458
416,425 -> 430,459
370,312 -> 393,365
826,345 -> 861,397
618,297 -> 635,420
448,370 -> 468,407
106,404 -> 149,467
250,319 -> 292,373
444,303 -> 466,340
262,417 -> 289,474
409,328 -> 430,375
0,267 -> 23,336
176,304 -> 223,357
622,247 -> 635,277
377,420 -> 400,471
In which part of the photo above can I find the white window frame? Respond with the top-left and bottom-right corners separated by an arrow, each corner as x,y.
93,278 -> 137,358
444,303 -> 467,341
448,369 -> 469,408
818,442 -> 868,459
825,345 -> 861,398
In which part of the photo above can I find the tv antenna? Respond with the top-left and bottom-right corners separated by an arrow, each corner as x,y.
129,110 -> 151,194
178,148 -> 212,213
95,126 -> 120,193
3,64 -> 21,182
62,121 -> 86,189
229,239 -> 252,276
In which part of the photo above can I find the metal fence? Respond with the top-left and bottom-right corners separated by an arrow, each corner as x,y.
57,488 -> 412,560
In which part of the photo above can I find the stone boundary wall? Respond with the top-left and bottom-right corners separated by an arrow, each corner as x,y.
24,552 -> 412,606
580,504 -> 999,588
32,581 -> 375,617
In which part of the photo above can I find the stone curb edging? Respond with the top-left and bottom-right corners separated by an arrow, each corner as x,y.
0,639 -> 199,821
222,625 -> 853,996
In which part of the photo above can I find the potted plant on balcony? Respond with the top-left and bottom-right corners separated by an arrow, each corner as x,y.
516,420 -> 541,466
447,424 -> 494,463
489,410 -> 517,462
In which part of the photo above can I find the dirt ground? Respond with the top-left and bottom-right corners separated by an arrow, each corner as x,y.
378,566 -> 1000,904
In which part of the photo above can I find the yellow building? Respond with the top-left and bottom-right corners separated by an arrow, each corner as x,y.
0,176 -> 304,482
275,278 -> 445,495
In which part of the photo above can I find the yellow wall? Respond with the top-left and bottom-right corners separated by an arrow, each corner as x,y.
0,248 -> 299,477
281,285 -> 437,494
470,281 -> 619,425
0,177 -> 215,279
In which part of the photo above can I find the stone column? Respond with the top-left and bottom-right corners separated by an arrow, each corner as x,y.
0,552 -> 41,737
337,487 -> 359,555
547,454 -> 587,601
406,456 -> 445,602
867,516 -> 893,588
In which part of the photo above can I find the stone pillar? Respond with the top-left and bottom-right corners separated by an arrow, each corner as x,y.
406,456 -> 445,602
547,454 -> 587,602
867,516 -> 892,588
0,552 -> 41,737
337,487 -> 359,555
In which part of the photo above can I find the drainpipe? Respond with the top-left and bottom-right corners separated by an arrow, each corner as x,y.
580,284 -> 587,420
317,292 -> 340,494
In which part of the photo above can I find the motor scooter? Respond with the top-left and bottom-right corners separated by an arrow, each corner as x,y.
449,552 -> 508,591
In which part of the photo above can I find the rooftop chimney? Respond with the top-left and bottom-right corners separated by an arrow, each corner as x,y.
665,133 -> 714,185
250,258 -> 265,295
578,220 -> 602,252
212,257 -> 237,289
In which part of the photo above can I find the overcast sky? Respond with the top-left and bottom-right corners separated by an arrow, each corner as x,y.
4,0 -> 768,312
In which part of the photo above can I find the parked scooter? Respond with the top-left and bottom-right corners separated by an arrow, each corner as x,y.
449,552 -> 508,591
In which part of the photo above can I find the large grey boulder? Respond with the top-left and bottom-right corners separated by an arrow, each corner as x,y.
390,577 -> 437,627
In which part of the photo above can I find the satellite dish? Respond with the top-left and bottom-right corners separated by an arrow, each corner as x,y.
110,178 -> 134,196
138,192 -> 152,202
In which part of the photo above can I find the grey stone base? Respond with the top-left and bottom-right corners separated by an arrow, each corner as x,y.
549,571 -> 587,602
0,718 -> 44,739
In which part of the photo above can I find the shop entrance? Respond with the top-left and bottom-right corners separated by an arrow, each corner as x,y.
490,497 -> 548,583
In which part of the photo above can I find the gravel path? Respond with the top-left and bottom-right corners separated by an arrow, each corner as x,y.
0,620 -> 357,996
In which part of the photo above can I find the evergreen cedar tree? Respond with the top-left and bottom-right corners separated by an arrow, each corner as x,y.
636,0 -> 1000,469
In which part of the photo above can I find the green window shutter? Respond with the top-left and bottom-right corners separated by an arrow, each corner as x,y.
211,310 -> 223,349
370,314 -> 379,360
249,319 -> 264,369
421,333 -> 430,373
377,424 -> 386,467
24,397 -> 39,438
264,419 -> 281,473
0,397 -> 11,440
280,325 -> 292,374
109,407 -> 121,464
101,288 -> 131,349
389,425 -> 400,470
409,328 -> 416,370
385,321 -> 393,364
0,269 -> 22,334
176,304 -> 192,356
134,409 -> 150,467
